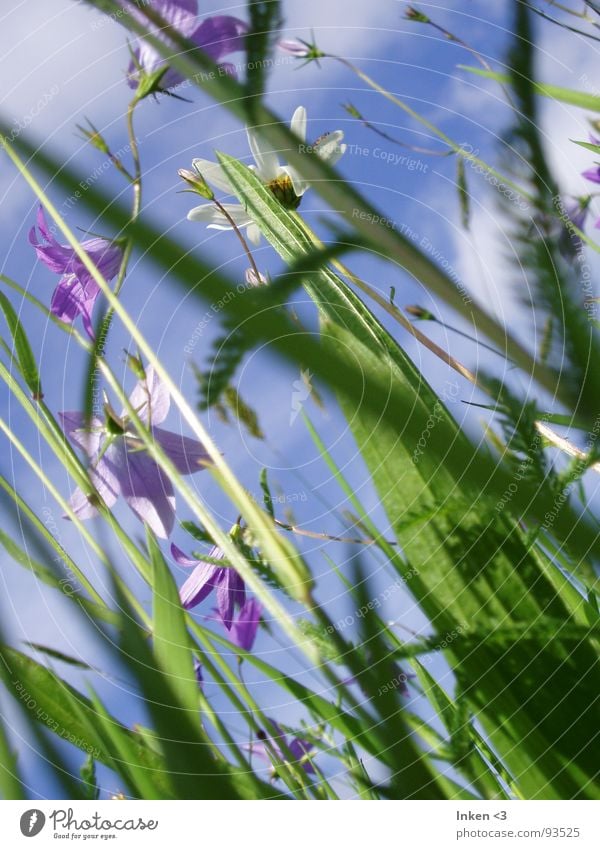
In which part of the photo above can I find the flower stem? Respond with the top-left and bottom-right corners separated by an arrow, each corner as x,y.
213,198 -> 262,282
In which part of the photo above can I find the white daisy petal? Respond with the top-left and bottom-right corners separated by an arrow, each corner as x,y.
290,106 -> 307,142
192,158 -> 234,194
212,204 -> 254,227
187,203 -> 225,224
282,164 -> 309,198
322,142 -> 346,169
315,131 -> 346,166
246,125 -> 280,182
246,223 -> 262,245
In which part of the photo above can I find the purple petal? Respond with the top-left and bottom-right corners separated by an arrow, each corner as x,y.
30,221 -> 72,273
152,426 -> 211,474
59,411 -> 104,456
127,0 -> 198,34
65,445 -> 121,521
216,568 -> 236,629
192,16 -> 247,61
216,62 -> 236,78
173,544 -> 223,609
125,0 -> 199,87
50,275 -> 99,338
66,486 -> 101,521
278,38 -> 310,58
35,205 -> 54,243
50,275 -> 86,321
88,443 -> 123,508
118,445 -> 176,538
230,597 -> 260,650
180,566 -> 219,609
171,542 -> 202,568
74,238 -> 123,283
127,365 -> 170,425
582,167 -> 600,184
288,737 -> 316,774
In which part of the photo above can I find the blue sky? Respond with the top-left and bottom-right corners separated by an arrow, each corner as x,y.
1,0 -> 599,798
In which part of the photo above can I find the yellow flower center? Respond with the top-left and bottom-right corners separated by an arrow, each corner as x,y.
267,174 -> 302,209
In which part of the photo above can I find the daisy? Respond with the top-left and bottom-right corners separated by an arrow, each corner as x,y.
187,106 -> 346,244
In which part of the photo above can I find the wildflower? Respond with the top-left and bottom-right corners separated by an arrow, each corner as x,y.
187,106 -> 346,244
172,541 -> 245,628
60,366 -> 210,538
244,268 -> 268,287
248,720 -> 315,776
230,598 -> 262,651
278,38 -> 311,58
277,36 -> 325,65
125,1 -> 247,92
29,207 -> 122,338
581,133 -> 600,184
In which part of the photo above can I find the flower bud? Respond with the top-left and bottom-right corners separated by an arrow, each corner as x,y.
405,6 -> 430,23
405,305 -> 435,320
178,168 -> 215,200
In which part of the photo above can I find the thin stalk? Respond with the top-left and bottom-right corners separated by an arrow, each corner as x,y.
213,198 -> 262,282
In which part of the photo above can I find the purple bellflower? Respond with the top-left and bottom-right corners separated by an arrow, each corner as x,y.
230,597 -> 262,651
60,366 -> 210,539
581,133 -> 600,184
278,38 -> 311,58
125,0 -> 247,91
248,720 -> 315,776
172,542 -> 245,628
29,207 -> 122,338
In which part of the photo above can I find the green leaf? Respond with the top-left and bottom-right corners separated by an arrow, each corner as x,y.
571,139 -> 600,155
0,712 -> 25,800
456,156 -> 470,230
0,293 -> 42,399
79,754 -> 99,800
0,646 -> 172,795
460,65 -> 600,111
216,147 -> 600,799
148,530 -> 199,716
260,467 -> 275,518
245,1 -> 282,102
